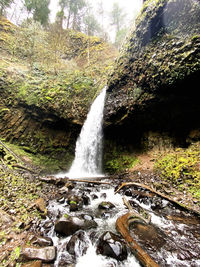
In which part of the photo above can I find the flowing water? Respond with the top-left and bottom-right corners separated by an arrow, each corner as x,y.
40,181 -> 200,266
45,86 -> 200,266
57,87 -> 106,179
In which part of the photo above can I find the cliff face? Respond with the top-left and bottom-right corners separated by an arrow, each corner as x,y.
0,16 -> 116,169
105,0 -> 200,145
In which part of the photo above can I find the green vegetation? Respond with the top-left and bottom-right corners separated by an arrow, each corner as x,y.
1,140 -> 73,173
104,143 -> 139,173
105,155 -> 139,173
155,142 -> 200,200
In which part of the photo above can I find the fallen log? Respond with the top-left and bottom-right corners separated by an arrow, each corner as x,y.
39,176 -> 111,185
115,182 -> 200,216
116,212 -> 160,267
123,197 -> 151,224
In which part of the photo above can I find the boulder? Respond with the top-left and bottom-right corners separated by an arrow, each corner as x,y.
96,201 -> 116,218
98,201 -> 115,210
55,214 -> 97,237
27,234 -> 53,247
35,198 -> 47,215
66,230 -> 89,257
67,195 -> 83,212
21,246 -> 56,263
96,231 -> 127,261
21,261 -> 42,267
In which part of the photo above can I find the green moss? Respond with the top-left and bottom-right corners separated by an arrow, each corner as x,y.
1,140 -> 73,174
154,142 -> 200,199
70,200 -> 77,205
104,143 -> 139,174
105,155 -> 139,173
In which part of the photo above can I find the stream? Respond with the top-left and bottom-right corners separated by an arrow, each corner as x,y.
38,179 -> 200,266
37,87 -> 200,266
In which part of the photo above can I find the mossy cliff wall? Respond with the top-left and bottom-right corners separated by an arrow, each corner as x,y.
104,0 -> 200,146
0,75 -> 81,170
0,16 -> 117,171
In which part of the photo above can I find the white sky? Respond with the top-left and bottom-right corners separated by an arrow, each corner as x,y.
49,0 -> 143,21
49,0 -> 143,40
8,0 -> 143,41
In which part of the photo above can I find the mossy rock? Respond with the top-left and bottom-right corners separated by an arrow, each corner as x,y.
154,142 -> 200,200
105,0 -> 200,145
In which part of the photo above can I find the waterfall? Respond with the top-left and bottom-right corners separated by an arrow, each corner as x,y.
57,87 -> 106,178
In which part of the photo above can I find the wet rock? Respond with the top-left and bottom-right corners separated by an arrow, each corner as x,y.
55,214 -> 97,237
57,197 -> 65,204
39,176 -> 69,186
66,230 -> 89,257
21,246 -> 56,263
96,231 -> 127,261
35,198 -> 47,215
67,195 -> 83,212
98,201 -> 115,210
151,197 -> 168,211
89,231 -> 98,244
56,252 -> 75,266
91,194 -> 98,200
96,201 -> 116,218
100,193 -> 107,199
81,193 -> 90,205
27,234 -> 53,247
43,220 -> 53,229
124,189 -> 133,197
21,260 -> 42,267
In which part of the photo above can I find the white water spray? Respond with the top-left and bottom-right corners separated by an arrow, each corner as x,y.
57,87 -> 106,178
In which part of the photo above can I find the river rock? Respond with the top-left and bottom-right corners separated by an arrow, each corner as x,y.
96,231 -> 127,261
98,201 -> 115,210
27,234 -> 53,247
21,260 -> 42,267
56,253 -> 75,266
81,192 -> 90,205
67,195 -> 83,212
96,201 -> 116,218
55,214 -> 97,237
35,198 -> 47,214
21,246 -> 56,263
66,230 -> 89,257
39,176 -> 69,186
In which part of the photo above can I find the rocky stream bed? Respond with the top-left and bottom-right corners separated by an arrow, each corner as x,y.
15,175 -> 200,267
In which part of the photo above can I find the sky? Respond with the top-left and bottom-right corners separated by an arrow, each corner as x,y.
49,0 -> 143,21
49,0 -> 143,40
8,0 -> 143,41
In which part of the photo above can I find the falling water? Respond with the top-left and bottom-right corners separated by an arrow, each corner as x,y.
66,87 -> 106,178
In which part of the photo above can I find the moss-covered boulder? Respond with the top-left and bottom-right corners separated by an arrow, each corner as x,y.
105,0 -> 200,144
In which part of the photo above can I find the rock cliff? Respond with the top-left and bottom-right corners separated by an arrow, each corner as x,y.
105,0 -> 200,146
0,16 -> 116,171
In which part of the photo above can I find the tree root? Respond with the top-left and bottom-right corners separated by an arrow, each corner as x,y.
116,212 -> 160,267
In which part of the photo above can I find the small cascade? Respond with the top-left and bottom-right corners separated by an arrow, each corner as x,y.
39,181 -> 200,267
57,87 -> 106,178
